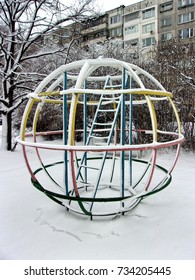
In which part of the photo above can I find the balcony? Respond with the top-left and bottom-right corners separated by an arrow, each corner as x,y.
178,0 -> 194,9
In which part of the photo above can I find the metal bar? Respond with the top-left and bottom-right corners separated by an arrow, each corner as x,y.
129,76 -> 133,187
63,71 -> 69,195
121,68 -> 126,206
84,80 -> 88,183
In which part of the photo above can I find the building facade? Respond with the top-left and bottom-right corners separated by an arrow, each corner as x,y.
107,5 -> 125,42
48,0 -> 195,49
80,14 -> 109,46
159,0 -> 195,47
123,0 -> 158,48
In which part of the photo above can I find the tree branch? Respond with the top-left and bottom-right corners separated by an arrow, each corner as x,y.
6,95 -> 28,114
168,64 -> 195,90
0,97 -> 9,108
13,92 -> 29,102
21,46 -> 66,62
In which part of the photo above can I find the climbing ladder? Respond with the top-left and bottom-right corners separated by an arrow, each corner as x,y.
76,80 -> 123,210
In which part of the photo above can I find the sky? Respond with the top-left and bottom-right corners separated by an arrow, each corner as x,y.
98,0 -> 140,12
64,1 -> 140,14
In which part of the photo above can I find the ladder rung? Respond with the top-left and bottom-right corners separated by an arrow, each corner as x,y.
101,100 -> 116,105
101,96 -> 121,101
98,109 -> 116,112
100,183 -> 121,188
80,165 -> 99,170
90,135 -> 109,139
102,96 -> 120,101
77,181 -> 93,187
92,128 -> 111,132
104,84 -> 122,88
94,122 -> 113,126
93,142 -> 107,146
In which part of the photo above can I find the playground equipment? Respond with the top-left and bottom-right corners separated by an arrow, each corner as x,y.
17,58 -> 184,218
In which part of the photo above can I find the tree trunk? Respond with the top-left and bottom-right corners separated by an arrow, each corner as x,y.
1,113 -> 7,151
7,111 -> 12,151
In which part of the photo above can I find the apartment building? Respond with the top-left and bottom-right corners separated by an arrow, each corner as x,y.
44,14 -> 109,47
107,5 -> 125,43
123,0 -> 158,47
121,0 -> 195,48
80,14 -> 109,46
159,0 -> 195,47
47,0 -> 195,49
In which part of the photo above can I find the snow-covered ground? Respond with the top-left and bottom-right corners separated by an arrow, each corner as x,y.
0,133 -> 195,260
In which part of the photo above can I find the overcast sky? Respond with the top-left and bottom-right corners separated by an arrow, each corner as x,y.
65,1 -> 140,13
99,0 -> 140,12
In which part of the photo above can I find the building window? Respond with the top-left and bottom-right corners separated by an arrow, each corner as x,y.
178,12 -> 194,23
84,16 -> 107,29
125,39 -> 139,46
161,32 -> 173,41
161,17 -> 172,27
142,22 -> 155,34
160,1 -> 173,12
179,28 -> 194,38
110,27 -> 122,37
95,29 -> 108,38
124,11 -> 139,22
178,0 -> 194,8
142,8 -> 155,19
142,37 -> 155,46
110,14 -> 121,24
125,25 -> 139,35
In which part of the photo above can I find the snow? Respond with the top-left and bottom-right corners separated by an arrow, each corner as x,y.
0,141 -> 195,260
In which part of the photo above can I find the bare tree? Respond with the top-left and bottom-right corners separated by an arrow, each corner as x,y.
0,0 -> 96,150
148,38 -> 195,151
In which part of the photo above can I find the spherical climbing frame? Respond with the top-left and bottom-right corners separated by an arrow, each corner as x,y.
17,58 -> 184,218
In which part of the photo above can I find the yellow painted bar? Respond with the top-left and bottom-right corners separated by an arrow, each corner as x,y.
32,97 -> 63,104
21,98 -> 36,140
145,96 -> 158,142
69,94 -> 79,146
33,103 -> 42,136
38,91 -> 61,97
168,97 -> 182,136
61,89 -> 173,98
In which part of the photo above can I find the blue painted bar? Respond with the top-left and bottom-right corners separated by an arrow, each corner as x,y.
63,71 -> 69,195
83,80 -> 88,183
129,77 -> 133,186
121,68 -> 126,200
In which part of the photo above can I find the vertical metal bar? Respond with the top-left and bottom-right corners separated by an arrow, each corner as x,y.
121,68 -> 126,206
83,80 -> 87,183
63,71 -> 69,195
129,76 -> 133,187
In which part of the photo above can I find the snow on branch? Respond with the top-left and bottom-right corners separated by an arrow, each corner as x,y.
0,98 -> 9,108
168,64 -> 195,90
13,92 -> 29,103
0,0 -> 97,150
20,47 -> 66,62
5,95 -> 28,114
